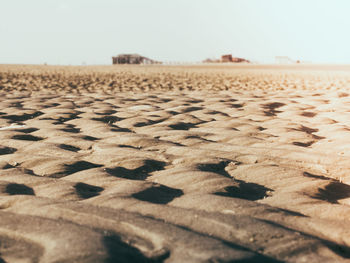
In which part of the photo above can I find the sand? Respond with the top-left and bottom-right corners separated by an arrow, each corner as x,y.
1,64 -> 350,262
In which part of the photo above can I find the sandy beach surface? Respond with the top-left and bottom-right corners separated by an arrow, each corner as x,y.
1,64 -> 350,262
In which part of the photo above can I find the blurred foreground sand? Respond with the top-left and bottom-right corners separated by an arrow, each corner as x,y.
1,64 -> 350,262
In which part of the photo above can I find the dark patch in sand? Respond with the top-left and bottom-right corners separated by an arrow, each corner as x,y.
106,160 -> 166,180
74,182 -> 104,199
12,134 -> 43,141
301,112 -> 317,118
215,181 -> 273,201
132,185 -> 183,204
59,144 -> 81,152
51,161 -> 103,178
6,183 -> 35,195
169,122 -> 197,131
262,102 -> 285,116
0,147 -> 17,155
197,161 -> 232,178
292,141 -> 314,147
104,234 -> 170,263
1,111 -> 43,123
313,181 -> 350,204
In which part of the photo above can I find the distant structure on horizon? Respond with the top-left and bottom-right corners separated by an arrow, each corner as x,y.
202,54 -> 250,63
112,54 -> 161,65
202,58 -> 221,63
275,56 -> 299,64
221,54 -> 250,63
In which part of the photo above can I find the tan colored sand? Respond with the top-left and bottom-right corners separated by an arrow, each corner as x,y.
1,64 -> 350,262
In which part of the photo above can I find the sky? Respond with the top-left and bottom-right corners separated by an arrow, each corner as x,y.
1,0 -> 350,65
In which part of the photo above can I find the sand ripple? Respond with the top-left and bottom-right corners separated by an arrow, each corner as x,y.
1,65 -> 350,262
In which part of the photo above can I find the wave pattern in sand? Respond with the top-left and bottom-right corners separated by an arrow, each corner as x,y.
1,65 -> 350,262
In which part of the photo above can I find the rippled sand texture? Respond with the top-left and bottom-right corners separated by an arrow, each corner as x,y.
1,64 -> 350,262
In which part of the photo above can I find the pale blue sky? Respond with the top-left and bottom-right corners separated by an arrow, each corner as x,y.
1,0 -> 350,65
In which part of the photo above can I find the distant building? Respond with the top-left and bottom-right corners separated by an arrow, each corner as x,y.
112,54 -> 160,64
202,58 -> 220,63
221,54 -> 233,62
221,54 -> 250,63
275,56 -> 295,64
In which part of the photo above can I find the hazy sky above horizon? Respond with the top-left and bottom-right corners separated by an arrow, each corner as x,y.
1,0 -> 350,65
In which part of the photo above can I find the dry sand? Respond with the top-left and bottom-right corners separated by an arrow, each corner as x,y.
1,64 -> 350,262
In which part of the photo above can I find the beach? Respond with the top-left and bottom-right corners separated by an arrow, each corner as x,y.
1,64 -> 350,262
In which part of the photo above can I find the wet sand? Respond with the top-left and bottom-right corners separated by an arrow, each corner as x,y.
1,64 -> 350,262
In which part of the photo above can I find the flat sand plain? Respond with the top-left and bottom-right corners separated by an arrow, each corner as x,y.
1,64 -> 350,262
